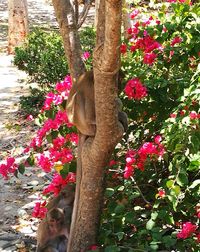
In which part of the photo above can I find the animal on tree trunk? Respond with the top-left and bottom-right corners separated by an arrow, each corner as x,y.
36,185 -> 74,252
66,70 -> 128,135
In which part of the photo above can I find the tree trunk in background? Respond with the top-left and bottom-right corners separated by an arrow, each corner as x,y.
122,0 -> 131,39
53,0 -> 123,251
8,0 -> 28,54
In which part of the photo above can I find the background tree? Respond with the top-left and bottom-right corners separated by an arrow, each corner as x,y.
8,0 -> 28,54
52,0 -> 123,251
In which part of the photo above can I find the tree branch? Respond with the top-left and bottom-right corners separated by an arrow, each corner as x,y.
52,0 -> 85,82
78,0 -> 91,29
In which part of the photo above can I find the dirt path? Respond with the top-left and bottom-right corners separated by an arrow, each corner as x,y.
0,1 -> 95,251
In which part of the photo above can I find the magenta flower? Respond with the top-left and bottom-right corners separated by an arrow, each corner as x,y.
124,78 -> 148,100
177,222 -> 197,239
143,52 -> 157,65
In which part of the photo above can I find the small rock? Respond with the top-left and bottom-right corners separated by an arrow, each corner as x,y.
17,209 -> 28,218
28,180 -> 39,186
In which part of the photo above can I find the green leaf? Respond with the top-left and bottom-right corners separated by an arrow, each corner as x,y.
151,212 -> 158,220
114,205 -> 125,214
105,245 -> 120,252
166,180 -> 174,188
189,179 -> 200,189
177,172 -> 188,187
105,188 -> 115,198
26,155 -> 35,166
125,212 -> 134,223
18,164 -> 25,174
116,232 -> 124,241
173,185 -> 181,196
146,219 -> 155,230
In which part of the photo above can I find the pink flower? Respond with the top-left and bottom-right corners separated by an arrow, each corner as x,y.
120,43 -> 127,54
177,222 -> 197,239
190,111 -> 198,120
170,113 -> 177,118
130,9 -> 139,19
89,245 -> 98,250
154,135 -> 162,144
109,160 -> 117,166
27,114 -> 34,121
124,165 -> 134,179
158,189 -> 166,198
55,76 -> 72,96
125,78 -> 148,100
43,172 -> 76,196
171,36 -> 182,46
82,51 -> 91,61
143,52 -> 157,65
32,201 -> 47,219
37,154 -> 53,172
0,157 -> 18,179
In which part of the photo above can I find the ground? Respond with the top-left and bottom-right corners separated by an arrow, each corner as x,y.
0,1 -> 94,251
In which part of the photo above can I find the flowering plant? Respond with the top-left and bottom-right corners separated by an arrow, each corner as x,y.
0,1 -> 199,251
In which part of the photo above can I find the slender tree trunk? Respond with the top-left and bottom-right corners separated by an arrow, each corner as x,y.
122,0 -> 131,39
52,0 -> 86,82
52,0 -> 123,251
8,0 -> 28,54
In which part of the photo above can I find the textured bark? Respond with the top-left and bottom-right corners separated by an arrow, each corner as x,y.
52,0 -> 85,82
8,0 -> 28,54
52,1 -> 123,251
122,0 -> 131,39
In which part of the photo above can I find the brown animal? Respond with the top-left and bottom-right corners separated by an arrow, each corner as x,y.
66,70 -> 128,136
36,185 -> 74,252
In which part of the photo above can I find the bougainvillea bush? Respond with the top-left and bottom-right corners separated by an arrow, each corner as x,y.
0,1 -> 199,251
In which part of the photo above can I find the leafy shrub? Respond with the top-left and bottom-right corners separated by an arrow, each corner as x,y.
14,27 -> 95,87
14,28 -> 69,87
19,88 -> 46,117
14,27 -> 95,115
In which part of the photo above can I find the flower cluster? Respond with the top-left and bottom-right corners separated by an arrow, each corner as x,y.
0,157 -> 18,179
124,78 -> 147,100
30,111 -> 73,150
177,222 -> 197,239
82,51 -> 91,61
124,135 -> 165,178
43,172 -> 76,196
32,201 -> 47,219
42,75 -> 72,111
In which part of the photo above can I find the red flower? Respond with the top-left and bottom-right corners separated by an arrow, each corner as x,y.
130,9 -> 139,19
158,189 -> 166,198
143,52 -> 157,65
190,111 -> 198,120
171,36 -> 182,46
177,222 -> 197,239
120,43 -> 127,54
32,201 -> 47,219
125,78 -> 147,100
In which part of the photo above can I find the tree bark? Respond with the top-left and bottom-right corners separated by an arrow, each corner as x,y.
8,0 -> 28,54
52,0 -> 86,82
52,0 -> 123,251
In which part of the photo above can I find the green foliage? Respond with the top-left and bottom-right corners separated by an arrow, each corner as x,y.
14,28 -> 69,87
14,27 -> 95,116
19,88 -> 45,116
99,2 -> 200,251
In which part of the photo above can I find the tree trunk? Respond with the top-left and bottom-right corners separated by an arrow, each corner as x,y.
122,0 -> 131,39
52,0 -> 123,251
52,0 -> 86,82
8,0 -> 28,54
